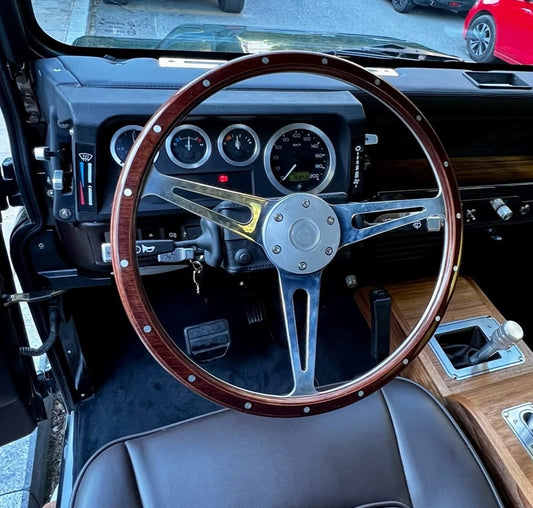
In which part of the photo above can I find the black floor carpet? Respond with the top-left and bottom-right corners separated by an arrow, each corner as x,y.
72,268 -> 374,478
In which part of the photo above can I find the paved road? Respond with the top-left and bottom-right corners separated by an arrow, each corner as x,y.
88,0 -> 470,61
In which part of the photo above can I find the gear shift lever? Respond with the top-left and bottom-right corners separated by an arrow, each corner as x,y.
469,320 -> 524,365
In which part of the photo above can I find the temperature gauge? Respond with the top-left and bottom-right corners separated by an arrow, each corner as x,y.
165,124 -> 211,169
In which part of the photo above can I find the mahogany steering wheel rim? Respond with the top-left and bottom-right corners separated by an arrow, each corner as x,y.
110,51 -> 463,417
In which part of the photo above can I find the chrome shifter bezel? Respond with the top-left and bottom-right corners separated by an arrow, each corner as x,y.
429,316 -> 525,380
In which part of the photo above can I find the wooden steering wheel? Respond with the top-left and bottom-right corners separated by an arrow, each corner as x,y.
110,51 -> 462,417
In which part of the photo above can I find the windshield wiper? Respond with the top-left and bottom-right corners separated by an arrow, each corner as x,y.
328,44 -> 463,63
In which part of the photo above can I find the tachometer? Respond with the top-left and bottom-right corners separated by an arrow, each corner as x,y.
165,124 -> 211,169
264,123 -> 335,194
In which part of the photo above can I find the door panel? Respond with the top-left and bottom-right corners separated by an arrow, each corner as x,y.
0,208 -> 41,445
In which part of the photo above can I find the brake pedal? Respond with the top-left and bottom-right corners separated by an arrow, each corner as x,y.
184,319 -> 231,362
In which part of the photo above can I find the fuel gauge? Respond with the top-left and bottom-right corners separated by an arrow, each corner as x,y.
218,124 -> 260,167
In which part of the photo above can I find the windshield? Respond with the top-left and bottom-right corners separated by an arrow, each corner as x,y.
29,0 -> 533,65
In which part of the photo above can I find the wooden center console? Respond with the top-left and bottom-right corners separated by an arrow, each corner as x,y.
355,276 -> 533,507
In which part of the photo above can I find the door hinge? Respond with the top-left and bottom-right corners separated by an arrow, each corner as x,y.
2,288 -> 66,306
0,157 -> 23,209
36,368 -> 56,397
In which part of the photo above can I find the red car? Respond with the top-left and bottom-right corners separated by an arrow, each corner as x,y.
463,0 -> 533,64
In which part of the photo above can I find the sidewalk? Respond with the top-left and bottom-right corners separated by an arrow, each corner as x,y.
32,0 -> 91,44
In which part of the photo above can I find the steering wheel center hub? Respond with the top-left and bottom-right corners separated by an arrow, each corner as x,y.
262,194 -> 341,274
289,219 -> 320,251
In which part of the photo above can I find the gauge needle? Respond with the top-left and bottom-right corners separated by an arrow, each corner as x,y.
281,163 -> 297,181
186,136 -> 192,151
235,135 -> 241,150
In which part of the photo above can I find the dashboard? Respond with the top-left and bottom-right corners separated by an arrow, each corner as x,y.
31,56 -> 370,277
29,55 -> 533,284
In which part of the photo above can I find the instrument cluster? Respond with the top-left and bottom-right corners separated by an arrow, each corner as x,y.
109,119 -> 341,195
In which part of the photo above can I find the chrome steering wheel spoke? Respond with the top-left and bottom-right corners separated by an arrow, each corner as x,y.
277,270 -> 322,396
142,169 -> 271,242
334,194 -> 445,248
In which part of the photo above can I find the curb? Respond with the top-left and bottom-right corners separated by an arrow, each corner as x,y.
66,0 -> 91,44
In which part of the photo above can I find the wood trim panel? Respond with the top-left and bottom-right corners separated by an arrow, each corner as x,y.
372,155 -> 533,190
448,375 -> 533,508
354,276 -> 533,507
355,276 -> 533,399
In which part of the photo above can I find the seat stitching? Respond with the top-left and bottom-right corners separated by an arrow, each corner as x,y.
123,442 -> 145,507
379,384 -> 414,508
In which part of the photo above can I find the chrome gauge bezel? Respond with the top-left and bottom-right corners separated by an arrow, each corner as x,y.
264,122 -> 336,195
165,124 -> 212,169
110,124 -> 144,166
217,124 -> 260,167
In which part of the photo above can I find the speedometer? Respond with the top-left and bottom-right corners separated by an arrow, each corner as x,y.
264,123 -> 335,194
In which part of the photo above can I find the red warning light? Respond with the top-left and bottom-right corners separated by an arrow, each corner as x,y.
218,174 -> 229,184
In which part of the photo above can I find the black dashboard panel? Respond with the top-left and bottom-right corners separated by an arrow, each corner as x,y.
34,57 -> 367,224
30,56 -> 533,280
32,56 -> 371,276
98,110 -> 359,215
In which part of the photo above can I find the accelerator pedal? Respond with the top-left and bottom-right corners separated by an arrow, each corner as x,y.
245,297 -> 266,325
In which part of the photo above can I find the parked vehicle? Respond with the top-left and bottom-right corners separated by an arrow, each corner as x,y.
104,0 -> 245,13
217,0 -> 244,11
464,0 -> 533,64
2,0 -> 533,507
391,0 -> 475,14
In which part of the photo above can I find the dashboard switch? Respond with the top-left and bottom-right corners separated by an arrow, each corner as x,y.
465,208 -> 477,222
52,170 -> 64,191
490,198 -> 513,221
34,146 -> 51,161
101,239 -> 177,263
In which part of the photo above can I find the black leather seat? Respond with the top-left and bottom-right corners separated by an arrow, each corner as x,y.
69,378 -> 504,508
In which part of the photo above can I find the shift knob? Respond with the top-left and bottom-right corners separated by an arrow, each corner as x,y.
469,320 -> 523,365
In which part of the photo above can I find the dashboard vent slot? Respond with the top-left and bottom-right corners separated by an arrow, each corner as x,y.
463,71 -> 532,90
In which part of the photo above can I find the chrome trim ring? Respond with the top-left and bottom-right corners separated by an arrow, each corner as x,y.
264,122 -> 336,195
217,124 -> 260,167
165,124 -> 212,169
